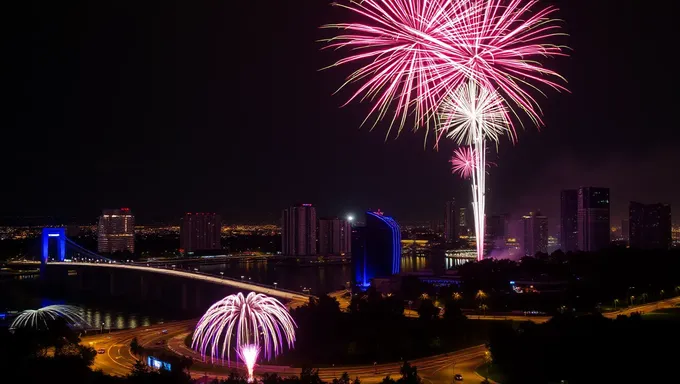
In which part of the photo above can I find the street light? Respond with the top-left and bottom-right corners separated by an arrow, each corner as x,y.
220,272 -> 224,279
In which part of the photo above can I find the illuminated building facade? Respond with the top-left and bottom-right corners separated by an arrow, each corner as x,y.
180,213 -> 222,254
281,204 -> 317,256
97,208 -> 134,254
459,208 -> 468,236
444,199 -> 458,242
352,211 -> 401,288
318,217 -> 351,255
629,202 -> 671,250
560,189 -> 578,252
577,187 -> 610,251
522,212 -> 548,256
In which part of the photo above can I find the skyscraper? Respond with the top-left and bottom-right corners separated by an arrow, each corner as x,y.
487,214 -> 509,240
577,187 -> 610,252
281,204 -> 317,256
444,199 -> 458,242
318,217 -> 351,255
629,202 -> 672,250
180,213 -> 222,254
352,210 -> 401,288
560,189 -> 578,252
621,219 -> 630,242
522,212 -> 548,256
98,208 -> 134,254
459,207 -> 468,236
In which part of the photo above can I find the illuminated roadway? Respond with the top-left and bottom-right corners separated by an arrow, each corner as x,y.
83,295 -> 680,383
83,321 -> 493,383
331,289 -> 680,323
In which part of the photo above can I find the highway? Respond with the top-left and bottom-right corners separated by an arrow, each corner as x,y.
83,321 -> 492,384
330,289 -> 680,324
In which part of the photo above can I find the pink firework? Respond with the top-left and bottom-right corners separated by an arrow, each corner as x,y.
450,146 -> 475,179
324,0 -> 567,135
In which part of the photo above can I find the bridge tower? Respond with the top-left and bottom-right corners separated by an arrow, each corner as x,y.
42,228 -> 66,265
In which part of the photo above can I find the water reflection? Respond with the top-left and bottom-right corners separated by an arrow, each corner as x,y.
196,254 -> 475,294
68,307 -> 157,330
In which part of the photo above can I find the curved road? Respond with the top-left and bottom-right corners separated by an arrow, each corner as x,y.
83,321 -> 492,384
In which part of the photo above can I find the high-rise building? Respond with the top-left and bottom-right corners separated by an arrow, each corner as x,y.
621,219 -> 630,242
352,210 -> 401,288
281,204 -> 317,256
487,214 -> 508,240
98,208 -> 135,254
459,207 -> 468,236
180,213 -> 222,254
444,199 -> 458,242
577,187 -> 610,252
522,212 -> 548,256
560,189 -> 578,252
629,202 -> 671,250
318,217 -> 351,255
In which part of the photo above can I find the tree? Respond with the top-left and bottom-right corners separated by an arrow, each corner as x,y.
130,336 -> 143,356
332,372 -> 351,384
416,299 -> 439,321
398,361 -> 421,384
381,376 -> 396,384
300,367 -> 324,384
443,300 -> 465,323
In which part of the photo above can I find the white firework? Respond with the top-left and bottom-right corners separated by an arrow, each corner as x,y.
10,305 -> 89,330
437,81 -> 511,146
438,80 -> 511,261
192,292 -> 296,365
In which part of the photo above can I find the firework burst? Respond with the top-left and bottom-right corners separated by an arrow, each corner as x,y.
438,81 -> 510,145
326,0 -> 568,261
450,146 -> 475,179
324,0 -> 567,134
192,292 -> 296,366
10,305 -> 89,331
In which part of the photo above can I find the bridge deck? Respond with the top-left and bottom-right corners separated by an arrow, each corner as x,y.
48,262 -> 312,304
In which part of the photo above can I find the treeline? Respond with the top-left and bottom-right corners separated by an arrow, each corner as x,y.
488,312 -> 680,383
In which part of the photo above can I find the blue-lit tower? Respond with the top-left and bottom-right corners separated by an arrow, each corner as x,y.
42,227 -> 66,265
351,210 -> 401,289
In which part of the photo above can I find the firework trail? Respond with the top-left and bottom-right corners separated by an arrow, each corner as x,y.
440,80 -> 510,259
10,305 -> 89,331
192,292 -> 296,366
238,344 -> 260,382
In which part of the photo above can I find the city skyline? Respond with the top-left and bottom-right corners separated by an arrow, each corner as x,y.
3,1 -> 678,226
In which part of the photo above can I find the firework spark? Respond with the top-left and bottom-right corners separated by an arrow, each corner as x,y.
438,81 -> 510,145
192,292 -> 296,365
238,344 -> 260,382
450,146 -> 476,179
10,305 -> 89,331
324,0 -> 567,135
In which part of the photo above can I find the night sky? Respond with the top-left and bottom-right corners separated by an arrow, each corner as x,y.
3,1 -> 678,226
